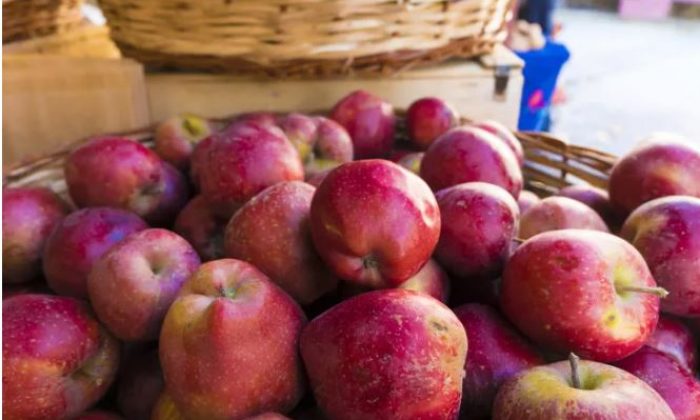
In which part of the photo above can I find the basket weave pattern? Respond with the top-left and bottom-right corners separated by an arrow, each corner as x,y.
3,0 -> 84,44
98,0 -> 514,77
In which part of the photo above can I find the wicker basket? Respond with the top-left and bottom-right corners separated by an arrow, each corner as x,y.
2,111 -> 617,201
2,0 -> 85,44
3,24 -> 121,58
98,0 -> 515,77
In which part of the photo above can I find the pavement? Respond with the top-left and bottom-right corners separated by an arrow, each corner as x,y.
550,8 -> 700,156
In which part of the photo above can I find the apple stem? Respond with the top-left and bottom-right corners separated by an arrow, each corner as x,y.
512,237 -> 525,245
618,285 -> 669,298
569,353 -> 582,389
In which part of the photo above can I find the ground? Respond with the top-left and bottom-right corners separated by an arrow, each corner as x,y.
550,8 -> 700,156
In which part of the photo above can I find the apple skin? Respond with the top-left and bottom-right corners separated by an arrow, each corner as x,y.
492,359 -> 675,420
146,162 -> 191,226
396,151 -> 424,174
74,411 -> 123,420
615,346 -> 700,420
117,348 -> 164,420
154,114 -> 216,170
620,196 -> 700,317
43,207 -> 147,298
420,126 -> 523,198
2,294 -> 120,419
609,137 -> 700,214
310,160 -> 440,288
330,90 -> 396,159
196,122 -> 304,213
473,120 -> 524,167
558,184 -> 625,232
159,259 -> 307,419
434,182 -> 519,282
2,187 -> 69,284
500,230 -> 661,362
519,196 -> 610,239
646,315 -> 697,372
517,190 -> 540,215
406,97 -> 460,150
151,392 -> 184,420
88,228 -> 200,341
225,181 -> 338,305
453,304 -> 543,419
173,195 -> 230,261
300,289 -> 468,420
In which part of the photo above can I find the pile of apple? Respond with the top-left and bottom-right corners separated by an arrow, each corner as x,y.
4,89 -> 700,420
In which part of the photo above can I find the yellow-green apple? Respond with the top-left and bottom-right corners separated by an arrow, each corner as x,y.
620,196 -> 700,317
558,184 -> 625,232
310,160 -> 440,288
2,294 -> 120,419
453,304 -> 543,419
517,190 -> 540,214
615,346 -> 700,420
420,127 -> 523,197
225,181 -> 337,305
492,355 -> 674,419
473,120 -> 524,167
160,259 -> 306,419
519,196 -> 609,239
645,315 -> 697,372
74,411 -> 123,420
396,152 -> 424,174
43,207 -> 147,298
2,187 -> 69,284
500,230 -> 665,362
87,228 -> 200,341
406,97 -> 460,150
146,162 -> 191,227
154,114 -> 216,170
300,289 -> 468,420
173,195 -> 230,261
117,348 -> 163,420
330,90 -> 395,158
609,137 -> 700,214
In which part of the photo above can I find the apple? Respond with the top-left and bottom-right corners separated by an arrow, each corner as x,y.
609,137 -> 700,214
406,97 -> 459,150
615,346 -> 700,420
517,190 -> 540,215
310,160 -> 440,288
473,120 -> 524,167
146,162 -> 191,227
160,259 -> 306,419
493,354 -> 674,419
3,187 -> 69,284
500,230 -> 664,362
453,304 -> 543,419
646,315 -> 697,372
118,348 -> 164,420
88,228 -> 200,341
43,207 -> 147,298
74,411 -> 123,420
434,182 -> 519,282
301,289 -> 468,420
225,181 -> 337,305
518,196 -> 609,239
189,134 -> 215,189
420,126 -> 523,198
154,114 -> 215,170
330,90 -> 396,159
246,413 -> 292,420
196,121 -> 304,214
305,169 -> 330,188
620,196 -> 700,317
396,151 -> 424,174
173,195 -> 230,261
3,294 -> 120,419
558,184 -> 624,231
230,111 -> 278,129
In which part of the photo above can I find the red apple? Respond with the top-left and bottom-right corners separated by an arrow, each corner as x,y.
173,195 -> 230,261
646,315 -> 697,372
519,196 -> 609,239
189,134 -> 215,188
420,126 -> 523,198
473,120 -> 524,167
609,137 -> 700,214
396,151 -> 424,174
493,356 -> 674,419
225,181 -> 337,305
3,294 -> 120,419
88,228 -> 200,341
154,114 -> 215,170
74,411 -> 123,420
43,207 -> 147,298
146,162 -> 191,226
453,304 -> 543,419
620,195 -> 700,317
2,187 -> 69,284
517,190 -> 540,215
160,259 -> 306,419
330,90 -> 395,158
310,160 -> 440,288
434,182 -> 519,282
558,184 -> 625,231
500,230 -> 664,362
406,97 -> 460,150
615,346 -> 700,420
230,111 -> 278,129
118,348 -> 164,420
301,289 -> 468,420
